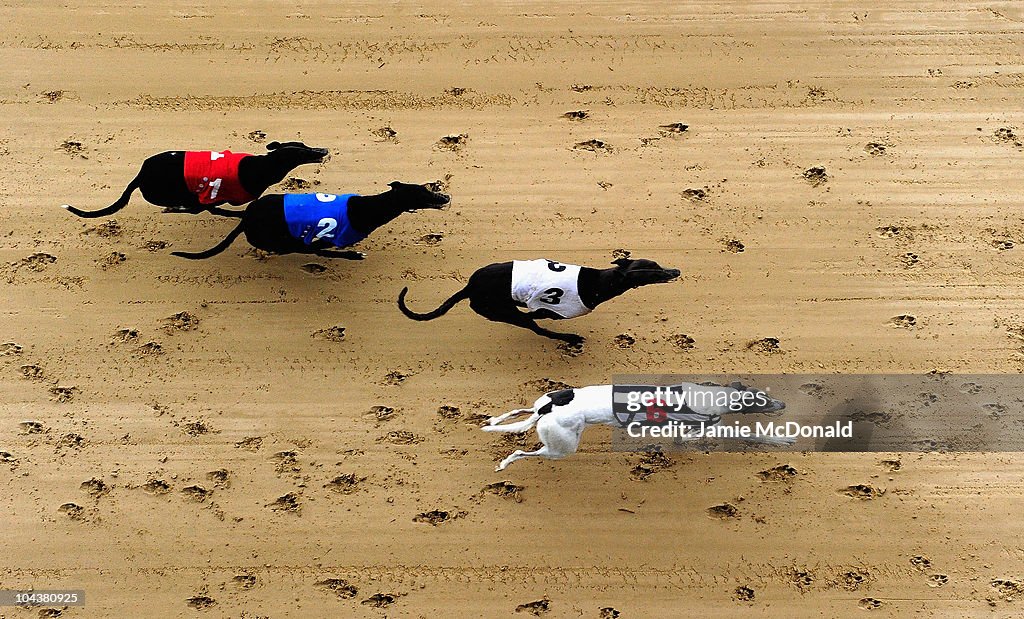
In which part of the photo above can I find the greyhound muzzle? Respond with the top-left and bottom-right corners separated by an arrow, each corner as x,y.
647,268 -> 681,283
417,192 -> 451,210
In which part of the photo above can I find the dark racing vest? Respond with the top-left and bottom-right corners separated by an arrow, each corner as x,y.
183,150 -> 254,206
283,193 -> 366,247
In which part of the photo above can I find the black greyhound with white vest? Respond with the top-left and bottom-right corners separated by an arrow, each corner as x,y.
62,141 -> 329,218
171,182 -> 450,260
485,383 -> 791,471
398,258 -> 680,346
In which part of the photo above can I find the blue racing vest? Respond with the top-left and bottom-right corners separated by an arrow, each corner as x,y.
282,193 -> 366,248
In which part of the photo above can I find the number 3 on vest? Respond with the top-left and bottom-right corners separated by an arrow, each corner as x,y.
314,218 -> 338,240
539,287 -> 564,304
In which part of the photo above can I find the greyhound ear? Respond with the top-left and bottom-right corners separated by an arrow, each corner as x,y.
611,258 -> 632,267
388,181 -> 401,189
266,141 -> 281,150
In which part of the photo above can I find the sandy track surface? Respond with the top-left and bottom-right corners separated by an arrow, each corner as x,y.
3,1 -> 1024,617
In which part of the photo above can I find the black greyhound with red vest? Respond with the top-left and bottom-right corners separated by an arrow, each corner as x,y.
171,182 -> 451,260
61,141 -> 328,218
398,258 -> 680,346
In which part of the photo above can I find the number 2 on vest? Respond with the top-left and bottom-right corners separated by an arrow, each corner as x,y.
539,287 -> 564,304
314,218 -> 338,240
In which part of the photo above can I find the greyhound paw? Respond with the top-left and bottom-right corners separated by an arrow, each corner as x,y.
348,251 -> 366,260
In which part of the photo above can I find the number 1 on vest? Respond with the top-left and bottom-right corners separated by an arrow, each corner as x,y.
208,178 -> 222,200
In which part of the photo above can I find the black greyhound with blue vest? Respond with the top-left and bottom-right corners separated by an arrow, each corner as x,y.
171,182 -> 450,260
398,258 -> 680,346
62,141 -> 329,218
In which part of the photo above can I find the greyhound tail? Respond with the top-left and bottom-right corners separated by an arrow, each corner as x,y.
62,173 -> 141,218
397,285 -> 469,321
171,220 -> 246,260
482,411 -> 541,433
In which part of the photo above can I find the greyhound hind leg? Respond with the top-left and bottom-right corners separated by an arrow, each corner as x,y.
495,446 -> 558,471
535,416 -> 585,460
494,417 -> 584,471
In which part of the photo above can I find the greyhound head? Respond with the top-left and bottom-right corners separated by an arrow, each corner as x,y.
265,140 -> 330,164
727,381 -> 787,414
387,181 -> 451,211
610,258 -> 680,289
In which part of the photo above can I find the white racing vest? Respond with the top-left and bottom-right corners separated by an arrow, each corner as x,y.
511,259 -> 591,319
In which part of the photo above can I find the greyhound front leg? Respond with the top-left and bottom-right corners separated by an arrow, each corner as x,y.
483,308 -> 585,346
207,206 -> 245,218
748,435 -> 796,447
313,249 -> 365,260
721,435 -> 796,447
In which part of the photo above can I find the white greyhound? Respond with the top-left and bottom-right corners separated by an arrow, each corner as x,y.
484,383 -> 793,471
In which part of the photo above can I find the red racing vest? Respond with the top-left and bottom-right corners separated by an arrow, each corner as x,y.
183,150 -> 254,205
